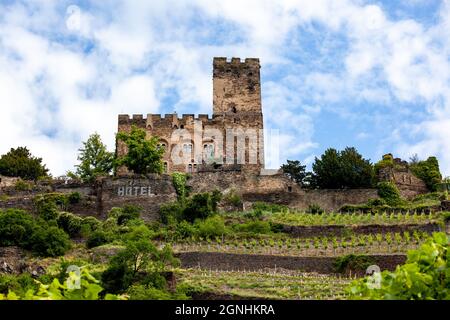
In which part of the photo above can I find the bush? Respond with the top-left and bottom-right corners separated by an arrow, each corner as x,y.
68,192 -> 81,204
195,215 -> 227,238
232,221 -> 271,234
174,221 -> 197,239
127,285 -> 172,300
223,189 -> 242,207
0,209 -> 36,247
366,198 -> 387,207
306,204 -> 324,214
14,179 -> 32,191
29,225 -> 71,257
86,230 -> 111,249
334,254 -> 375,274
377,182 -> 402,206
183,192 -> 221,223
159,202 -> 184,225
57,212 -> 83,237
117,205 -> 141,225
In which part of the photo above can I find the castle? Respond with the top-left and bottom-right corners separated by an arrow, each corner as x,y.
117,57 -> 265,175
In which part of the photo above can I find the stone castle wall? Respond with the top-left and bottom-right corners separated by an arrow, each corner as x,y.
117,57 -> 264,176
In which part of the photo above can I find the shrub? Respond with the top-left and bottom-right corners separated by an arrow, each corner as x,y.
195,215 -> 227,238
366,198 -> 387,207
183,192 -> 221,223
127,285 -> 172,300
334,254 -> 375,274
29,225 -> 71,257
377,182 -> 402,206
232,220 -> 271,234
57,212 -> 83,237
159,202 -> 184,225
306,204 -> 324,214
174,221 -> 197,239
86,230 -> 111,249
0,209 -> 36,247
117,205 -> 141,225
14,179 -> 32,191
81,216 -> 101,233
68,192 -> 81,204
223,189 -> 242,206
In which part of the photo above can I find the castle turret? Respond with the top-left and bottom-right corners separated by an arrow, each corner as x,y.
213,57 -> 262,115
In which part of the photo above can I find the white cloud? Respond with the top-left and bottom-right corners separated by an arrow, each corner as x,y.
0,0 -> 449,176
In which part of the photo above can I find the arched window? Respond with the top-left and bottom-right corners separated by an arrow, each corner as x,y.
203,143 -> 214,161
188,164 -> 193,173
183,143 -> 193,155
164,162 -> 168,173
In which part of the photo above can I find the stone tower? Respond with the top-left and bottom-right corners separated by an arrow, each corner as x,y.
117,57 -> 265,175
212,57 -> 262,114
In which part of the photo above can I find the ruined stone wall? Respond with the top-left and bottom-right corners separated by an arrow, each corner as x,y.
377,156 -> 428,199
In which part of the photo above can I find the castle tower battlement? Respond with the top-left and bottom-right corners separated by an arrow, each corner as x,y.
117,57 -> 265,175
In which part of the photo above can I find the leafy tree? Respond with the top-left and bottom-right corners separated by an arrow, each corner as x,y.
101,239 -> 178,294
0,147 -> 48,181
311,147 -> 374,189
116,126 -> 165,175
339,147 -> 375,188
348,232 -> 449,300
72,133 -> 114,183
281,160 -> 307,185
410,156 -> 442,191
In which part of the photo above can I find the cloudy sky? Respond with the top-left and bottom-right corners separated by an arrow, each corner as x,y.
0,0 -> 449,177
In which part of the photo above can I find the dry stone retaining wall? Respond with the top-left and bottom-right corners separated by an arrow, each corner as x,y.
177,252 -> 406,274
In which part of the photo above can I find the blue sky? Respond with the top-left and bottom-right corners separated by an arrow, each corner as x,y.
0,0 -> 450,177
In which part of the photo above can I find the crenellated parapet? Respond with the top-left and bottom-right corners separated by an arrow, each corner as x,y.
118,113 -> 216,128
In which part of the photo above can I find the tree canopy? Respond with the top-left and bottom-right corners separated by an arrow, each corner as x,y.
312,147 -> 374,189
0,147 -> 49,180
71,133 -> 114,183
281,160 -> 307,185
116,126 -> 165,175
410,156 -> 442,191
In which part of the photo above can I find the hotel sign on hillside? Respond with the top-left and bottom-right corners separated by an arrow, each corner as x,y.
117,182 -> 155,197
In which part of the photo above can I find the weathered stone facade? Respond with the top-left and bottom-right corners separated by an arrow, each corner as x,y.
117,57 -> 264,175
378,155 -> 428,199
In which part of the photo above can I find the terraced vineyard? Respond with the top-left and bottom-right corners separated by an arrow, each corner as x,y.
264,211 -> 439,226
169,230 -> 430,256
177,269 -> 352,300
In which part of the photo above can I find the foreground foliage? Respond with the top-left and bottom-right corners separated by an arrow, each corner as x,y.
0,267 -> 125,300
348,232 -> 449,300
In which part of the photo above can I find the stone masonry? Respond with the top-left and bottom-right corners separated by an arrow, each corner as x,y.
117,57 -> 264,175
